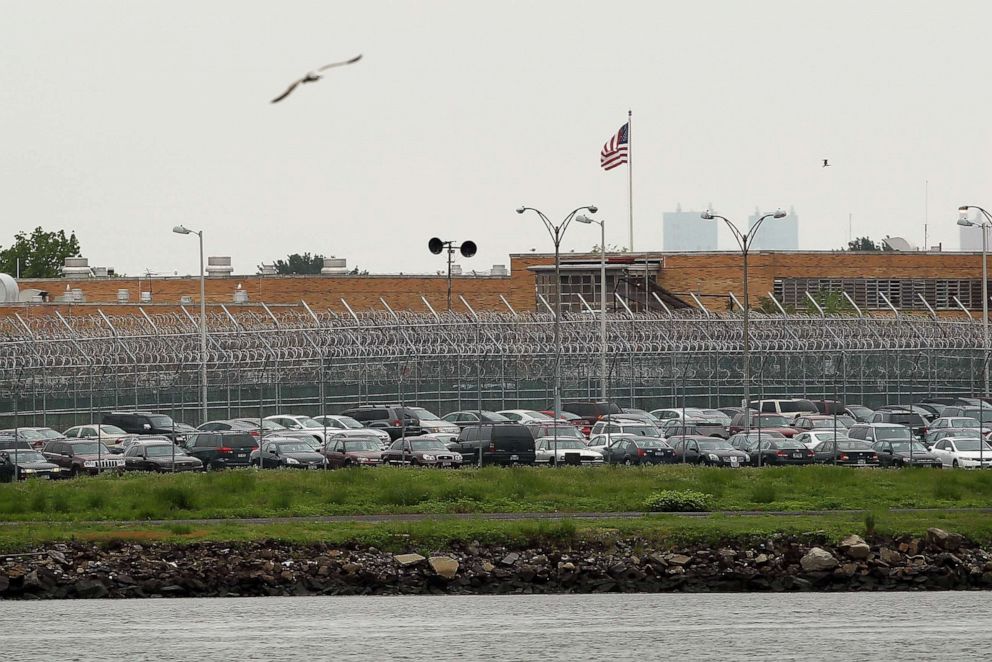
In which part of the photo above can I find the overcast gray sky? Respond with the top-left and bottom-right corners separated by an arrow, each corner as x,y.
2,0 -> 990,277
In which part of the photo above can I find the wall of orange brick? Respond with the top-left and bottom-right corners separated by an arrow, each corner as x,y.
3,250 -> 986,318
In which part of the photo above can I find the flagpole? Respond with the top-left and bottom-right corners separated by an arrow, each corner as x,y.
627,109 -> 633,252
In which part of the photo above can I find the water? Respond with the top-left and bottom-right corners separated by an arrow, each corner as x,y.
3,592 -> 991,661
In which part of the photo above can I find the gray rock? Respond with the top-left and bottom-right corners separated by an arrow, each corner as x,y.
927,528 -> 965,552
800,547 -> 838,572
878,548 -> 903,565
668,554 -> 691,566
75,579 -> 108,599
393,554 -> 426,567
839,534 -> 871,560
500,552 -> 520,567
429,556 -> 459,579
48,551 -> 67,565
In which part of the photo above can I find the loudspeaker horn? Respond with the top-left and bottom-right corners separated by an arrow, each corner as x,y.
460,240 -> 477,258
428,237 -> 444,255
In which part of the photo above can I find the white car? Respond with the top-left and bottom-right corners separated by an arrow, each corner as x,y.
403,407 -> 461,434
929,436 -> 992,468
496,410 -> 555,424
264,415 -> 331,443
793,430 -> 851,450
650,407 -> 707,421
534,437 -> 603,465
63,424 -> 130,444
312,415 -> 391,446
586,432 -> 639,454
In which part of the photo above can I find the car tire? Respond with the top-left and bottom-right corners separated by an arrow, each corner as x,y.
69,467 -> 79,478
623,458 -> 633,466
953,459 -> 959,468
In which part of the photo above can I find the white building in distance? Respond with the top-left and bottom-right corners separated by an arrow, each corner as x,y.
663,205 -> 717,251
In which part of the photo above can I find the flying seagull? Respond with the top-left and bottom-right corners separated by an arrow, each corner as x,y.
270,54 -> 362,104
822,159 -> 831,168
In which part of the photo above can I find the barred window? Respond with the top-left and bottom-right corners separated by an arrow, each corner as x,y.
772,278 -> 989,311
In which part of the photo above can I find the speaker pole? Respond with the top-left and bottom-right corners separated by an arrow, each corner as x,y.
447,243 -> 453,312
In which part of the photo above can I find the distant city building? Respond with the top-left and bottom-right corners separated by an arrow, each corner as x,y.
663,204 -> 716,251
960,224 -> 984,251
748,207 -> 798,251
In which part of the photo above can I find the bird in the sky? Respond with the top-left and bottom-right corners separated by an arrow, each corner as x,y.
822,159 -> 831,168
270,54 -> 362,103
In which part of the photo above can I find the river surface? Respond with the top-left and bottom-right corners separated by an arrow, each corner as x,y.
3,592 -> 990,660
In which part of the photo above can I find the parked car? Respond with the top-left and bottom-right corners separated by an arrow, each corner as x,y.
924,426 -> 989,448
728,431 -> 786,453
845,405 -> 875,423
929,437 -> 992,469
320,435 -> 384,468
694,409 -> 733,428
182,431 -> 258,470
0,428 -> 54,450
109,434 -> 173,454
63,424 -> 129,444
728,413 -> 797,437
792,415 -> 854,432
940,406 -> 992,426
589,419 -> 663,438
867,410 -> 928,439
533,438 -> 604,465
667,436 -> 750,467
403,407 -> 461,435
732,437 -> 815,467
0,449 -> 64,480
928,417 -> 992,436
41,439 -> 125,476
381,437 -> 464,467
101,411 -> 190,443
526,423 -> 586,441
338,405 -> 423,440
597,436 -> 674,465
809,439 -> 879,466
809,399 -> 846,415
658,421 -> 706,438
449,423 -> 536,466
198,419 -> 271,436
650,407 -> 706,421
440,410 -> 510,429
0,436 -> 31,451
874,404 -> 938,424
793,430 -> 849,450
620,407 -> 661,422
847,423 -> 915,445
561,401 -> 624,432
123,441 -> 204,472
871,439 -> 942,468
495,409 -> 556,424
263,415 -> 334,443
251,438 -> 327,469
749,399 -> 819,416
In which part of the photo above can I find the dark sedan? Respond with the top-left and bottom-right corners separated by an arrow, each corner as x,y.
123,442 -> 204,472
381,437 -> 464,467
0,449 -> 64,480
810,439 -> 879,466
733,437 -> 815,466
252,438 -> 327,469
599,437 -> 674,465
871,440 -> 942,468
321,436 -> 383,468
668,436 -> 750,467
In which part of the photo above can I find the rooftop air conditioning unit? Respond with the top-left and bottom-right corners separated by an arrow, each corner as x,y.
206,256 -> 233,277
491,264 -> 508,276
62,257 -> 92,277
320,257 -> 348,274
180,295 -> 194,305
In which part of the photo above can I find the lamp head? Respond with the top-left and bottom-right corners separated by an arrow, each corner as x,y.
574,214 -> 593,224
959,205 -> 971,213
772,209 -> 787,219
515,206 -> 526,214
700,210 -> 715,220
957,216 -> 975,227
172,225 -> 191,235
587,205 -> 598,214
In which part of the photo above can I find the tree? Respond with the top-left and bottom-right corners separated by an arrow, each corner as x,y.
806,290 -> 855,315
846,236 -> 893,252
273,253 -> 325,275
591,243 -> 629,253
0,227 -> 81,278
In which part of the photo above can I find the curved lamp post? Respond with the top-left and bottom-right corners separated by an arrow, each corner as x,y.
700,209 -> 785,460
516,203 -> 598,464
172,225 -> 208,424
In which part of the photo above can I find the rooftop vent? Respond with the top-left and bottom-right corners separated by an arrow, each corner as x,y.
206,256 -> 233,277
491,264 -> 508,276
258,263 -> 277,276
62,257 -> 91,277
320,257 -> 348,275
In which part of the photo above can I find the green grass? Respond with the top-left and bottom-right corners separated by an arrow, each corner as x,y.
1,465 -> 992,522
3,510 -> 992,553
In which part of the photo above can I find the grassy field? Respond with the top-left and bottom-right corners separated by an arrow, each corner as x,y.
1,465 -> 992,522
3,510 -> 992,553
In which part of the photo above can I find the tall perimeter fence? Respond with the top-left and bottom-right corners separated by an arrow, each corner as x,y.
0,302 -> 987,429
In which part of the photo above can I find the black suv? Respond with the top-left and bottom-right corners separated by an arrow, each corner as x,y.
867,409 -> 928,439
102,411 -> 189,443
449,423 -> 536,466
338,405 -> 423,441
181,431 -> 257,470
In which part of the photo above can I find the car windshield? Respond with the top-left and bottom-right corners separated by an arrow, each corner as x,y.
334,416 -> 364,429
145,445 -> 187,457
887,413 -> 925,426
889,441 -> 930,454
635,439 -> 666,448
875,427 -> 912,441
813,432 -> 847,441
697,440 -> 734,450
953,418 -> 982,428
273,442 -> 314,453
746,431 -> 784,440
36,429 -> 63,439
952,439 -> 992,452
5,451 -> 46,463
296,418 -> 323,429
147,415 -> 175,428
624,426 -> 661,437
257,420 -> 285,430
538,426 -> 584,439
811,419 -> 846,428
837,440 -> 871,450
407,408 -> 441,421
773,440 -> 806,450
408,440 -> 448,451
752,415 -> 789,427
342,440 -> 380,451
72,442 -> 112,455
99,425 -> 127,435
15,429 -> 46,441
542,439 -> 586,450
524,411 -> 553,420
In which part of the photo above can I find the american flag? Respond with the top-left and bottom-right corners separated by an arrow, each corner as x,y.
600,122 -> 629,171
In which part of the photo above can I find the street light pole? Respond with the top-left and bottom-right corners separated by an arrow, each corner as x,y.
701,209 -> 785,452
517,204 -> 598,464
576,215 -> 607,400
173,225 -> 208,425
958,205 -> 992,399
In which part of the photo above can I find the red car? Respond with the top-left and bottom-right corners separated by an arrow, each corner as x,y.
728,412 -> 797,438
320,436 -> 383,468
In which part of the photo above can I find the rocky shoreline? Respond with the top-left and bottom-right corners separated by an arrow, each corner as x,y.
2,528 -> 991,599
